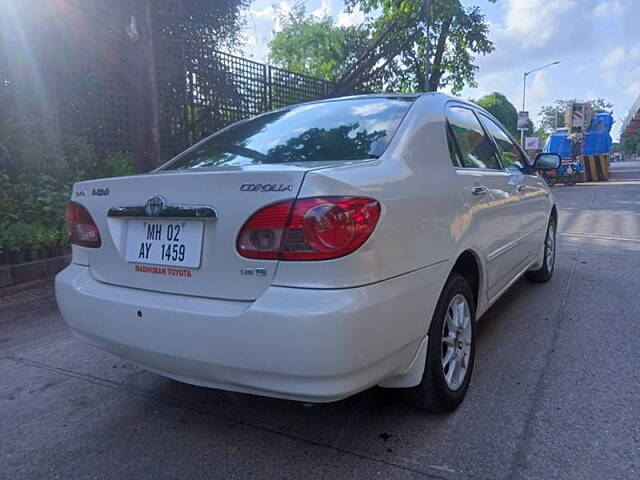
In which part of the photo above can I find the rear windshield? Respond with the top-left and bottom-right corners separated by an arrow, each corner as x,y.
163,97 -> 414,169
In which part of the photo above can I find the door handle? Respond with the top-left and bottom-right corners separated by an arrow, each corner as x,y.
516,184 -> 527,192
471,185 -> 489,196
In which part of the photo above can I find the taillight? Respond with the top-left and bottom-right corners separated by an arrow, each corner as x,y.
237,197 -> 381,260
65,202 -> 101,248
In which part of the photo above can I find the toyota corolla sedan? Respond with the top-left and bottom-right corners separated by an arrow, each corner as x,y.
56,93 -> 561,412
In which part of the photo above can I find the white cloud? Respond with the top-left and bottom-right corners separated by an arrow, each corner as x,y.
602,46 -> 627,68
241,6 -> 274,61
504,0 -> 578,48
274,2 -> 293,32
311,0 -> 331,19
629,45 -> 640,60
528,70 -> 550,102
626,81 -> 640,97
240,2 -> 294,61
593,0 -> 627,17
625,66 -> 640,97
462,0 -> 640,139
337,5 -> 365,27
601,44 -> 640,69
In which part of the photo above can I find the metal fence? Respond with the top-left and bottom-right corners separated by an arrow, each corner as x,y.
0,34 -> 338,160
156,47 -> 332,158
1,2 -> 365,172
57,43 -> 337,160
60,28 -> 134,156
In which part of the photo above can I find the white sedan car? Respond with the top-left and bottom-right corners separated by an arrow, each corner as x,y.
56,93 -> 560,412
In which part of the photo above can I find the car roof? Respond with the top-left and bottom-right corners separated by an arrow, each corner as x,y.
306,91 -> 458,102
297,92 -> 480,112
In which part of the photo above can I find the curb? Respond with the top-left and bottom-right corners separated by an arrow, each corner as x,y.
0,255 -> 71,288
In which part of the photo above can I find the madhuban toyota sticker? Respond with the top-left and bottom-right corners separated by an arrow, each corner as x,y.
134,264 -> 192,277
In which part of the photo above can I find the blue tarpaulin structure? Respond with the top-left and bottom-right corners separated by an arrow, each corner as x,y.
583,113 -> 613,155
543,113 -> 613,157
543,132 -> 573,158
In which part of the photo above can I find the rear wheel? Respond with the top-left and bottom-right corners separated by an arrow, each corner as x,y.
525,216 -> 556,283
402,273 -> 475,412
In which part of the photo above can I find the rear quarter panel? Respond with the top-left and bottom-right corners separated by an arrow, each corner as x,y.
273,95 -> 461,290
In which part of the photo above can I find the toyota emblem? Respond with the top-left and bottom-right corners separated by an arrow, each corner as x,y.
144,195 -> 166,217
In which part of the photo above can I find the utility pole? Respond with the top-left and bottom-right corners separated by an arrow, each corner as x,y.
423,0 -> 432,92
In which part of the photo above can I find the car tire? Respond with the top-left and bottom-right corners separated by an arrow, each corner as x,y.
525,216 -> 556,283
402,273 -> 475,413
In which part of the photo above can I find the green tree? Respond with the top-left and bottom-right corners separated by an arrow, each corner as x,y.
153,0 -> 250,49
532,125 -> 549,146
333,0 -> 495,94
473,92 -> 519,138
270,3 -> 370,82
538,98 -> 613,133
619,132 -> 640,157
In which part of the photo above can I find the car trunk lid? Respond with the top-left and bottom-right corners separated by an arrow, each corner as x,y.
73,165 -> 310,300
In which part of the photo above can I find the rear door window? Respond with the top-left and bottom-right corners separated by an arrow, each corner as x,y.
446,123 -> 463,167
162,97 -> 415,170
479,114 -> 528,172
446,106 -> 501,170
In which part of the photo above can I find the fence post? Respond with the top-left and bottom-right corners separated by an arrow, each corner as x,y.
129,0 -> 161,172
180,40 -> 190,150
267,65 -> 273,112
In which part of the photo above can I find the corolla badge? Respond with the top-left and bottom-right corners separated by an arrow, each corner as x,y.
240,183 -> 295,192
144,195 -> 167,217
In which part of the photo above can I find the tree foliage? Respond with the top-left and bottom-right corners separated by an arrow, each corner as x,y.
474,92 -> 519,138
268,0 -> 495,94
538,98 -> 614,133
333,0 -> 495,94
153,0 -> 250,49
619,132 -> 640,156
270,3 -> 370,81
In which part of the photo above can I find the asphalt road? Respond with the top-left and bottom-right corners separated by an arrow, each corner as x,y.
1,163 -> 639,480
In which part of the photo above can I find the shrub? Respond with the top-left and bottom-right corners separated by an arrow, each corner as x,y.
0,121 -> 135,264
95,151 -> 135,178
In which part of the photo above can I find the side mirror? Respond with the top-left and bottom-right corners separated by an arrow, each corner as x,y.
534,153 -> 561,170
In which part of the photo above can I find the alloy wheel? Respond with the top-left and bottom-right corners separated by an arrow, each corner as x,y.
546,222 -> 556,272
441,294 -> 472,391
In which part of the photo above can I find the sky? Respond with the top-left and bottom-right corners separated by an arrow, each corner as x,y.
239,0 -> 640,140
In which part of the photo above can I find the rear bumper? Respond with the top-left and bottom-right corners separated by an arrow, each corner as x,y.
55,262 -> 449,402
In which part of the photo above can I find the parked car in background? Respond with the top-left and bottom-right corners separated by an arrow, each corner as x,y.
56,93 -> 560,412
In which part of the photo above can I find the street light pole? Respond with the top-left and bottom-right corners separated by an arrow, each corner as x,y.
520,60 -> 561,147
521,71 -> 526,147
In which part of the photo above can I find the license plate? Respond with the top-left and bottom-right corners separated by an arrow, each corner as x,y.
125,219 -> 204,268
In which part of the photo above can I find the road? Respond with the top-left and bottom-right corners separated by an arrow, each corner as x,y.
1,162 -> 639,480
